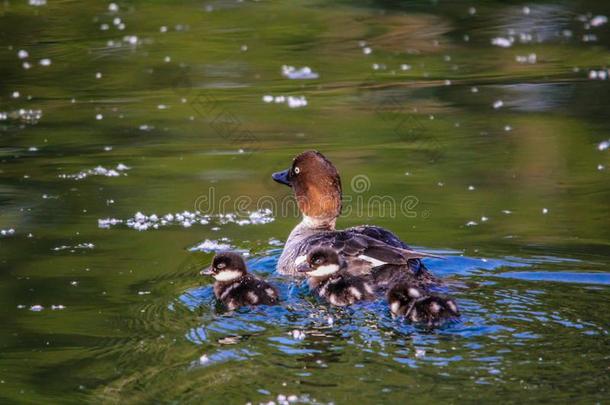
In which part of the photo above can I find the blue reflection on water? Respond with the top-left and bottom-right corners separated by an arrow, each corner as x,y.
175,244 -> 608,376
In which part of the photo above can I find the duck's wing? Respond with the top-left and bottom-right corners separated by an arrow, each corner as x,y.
347,225 -> 412,249
345,225 -> 442,280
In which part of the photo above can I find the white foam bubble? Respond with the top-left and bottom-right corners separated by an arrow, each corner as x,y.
281,65 -> 319,80
590,15 -> 607,27
491,37 -> 513,48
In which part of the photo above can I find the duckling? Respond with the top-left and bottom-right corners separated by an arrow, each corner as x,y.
201,252 -> 279,310
297,247 -> 375,307
387,283 -> 459,326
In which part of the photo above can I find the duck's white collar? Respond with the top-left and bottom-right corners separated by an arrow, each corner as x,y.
301,215 -> 336,230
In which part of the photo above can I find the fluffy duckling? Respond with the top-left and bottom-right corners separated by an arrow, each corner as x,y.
387,283 -> 459,326
297,247 -> 375,307
201,252 -> 279,310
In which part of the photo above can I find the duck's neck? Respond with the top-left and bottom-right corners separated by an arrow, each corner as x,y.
284,216 -> 337,257
300,215 -> 336,231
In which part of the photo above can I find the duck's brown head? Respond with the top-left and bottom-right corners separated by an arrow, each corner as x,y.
272,151 -> 342,226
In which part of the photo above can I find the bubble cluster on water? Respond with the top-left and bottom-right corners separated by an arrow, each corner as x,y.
0,109 -> 43,124
98,208 -> 274,231
248,393 -> 323,405
103,35 -> 145,50
1,228 -> 16,237
58,163 -> 130,180
53,243 -> 95,251
588,69 -> 609,80
281,65 -> 319,80
19,304 -> 65,311
262,95 -> 308,108
189,238 -> 234,253
515,53 -> 537,64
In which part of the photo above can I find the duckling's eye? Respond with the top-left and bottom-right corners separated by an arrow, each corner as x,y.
294,167 -> 300,175
216,262 -> 226,269
314,257 -> 323,265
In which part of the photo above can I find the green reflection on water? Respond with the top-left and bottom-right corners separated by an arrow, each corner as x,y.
0,0 -> 609,403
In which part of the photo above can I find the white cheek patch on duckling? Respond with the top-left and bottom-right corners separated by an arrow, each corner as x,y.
390,301 -> 401,314
363,283 -> 374,295
247,292 -> 259,304
213,270 -> 243,282
446,300 -> 458,314
357,255 -> 387,267
265,288 -> 276,297
307,264 -> 340,277
429,302 -> 441,314
408,288 -> 421,298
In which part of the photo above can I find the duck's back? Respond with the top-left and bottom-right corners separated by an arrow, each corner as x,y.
309,272 -> 375,306
216,275 -> 279,309
278,224 -> 435,282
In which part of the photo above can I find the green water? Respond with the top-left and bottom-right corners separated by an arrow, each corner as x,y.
1,0 -> 609,403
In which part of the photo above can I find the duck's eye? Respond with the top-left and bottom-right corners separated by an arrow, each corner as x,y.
216,262 -> 226,269
314,258 -> 323,265
294,167 -> 300,175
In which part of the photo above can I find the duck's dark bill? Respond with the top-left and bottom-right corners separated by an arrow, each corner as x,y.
272,169 -> 291,186
200,266 -> 214,276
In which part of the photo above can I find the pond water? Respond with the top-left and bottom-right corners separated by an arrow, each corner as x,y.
1,0 -> 609,403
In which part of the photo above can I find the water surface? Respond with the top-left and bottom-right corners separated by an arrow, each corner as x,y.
1,0 -> 609,403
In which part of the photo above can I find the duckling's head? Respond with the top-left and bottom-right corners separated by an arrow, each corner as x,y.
201,252 -> 247,282
297,247 -> 344,277
272,151 -> 342,227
